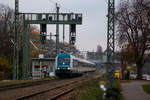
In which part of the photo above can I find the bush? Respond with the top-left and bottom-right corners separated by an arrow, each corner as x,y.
143,84 -> 150,94
74,78 -> 104,100
105,87 -> 121,100
105,81 -> 122,100
0,57 -> 13,80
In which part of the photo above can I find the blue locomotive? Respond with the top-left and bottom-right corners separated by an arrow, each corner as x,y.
55,53 -> 96,77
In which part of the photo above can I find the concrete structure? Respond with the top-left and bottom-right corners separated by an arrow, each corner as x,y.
32,58 -> 55,79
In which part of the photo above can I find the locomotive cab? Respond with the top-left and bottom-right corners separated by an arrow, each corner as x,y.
55,53 -> 96,77
55,53 -> 72,77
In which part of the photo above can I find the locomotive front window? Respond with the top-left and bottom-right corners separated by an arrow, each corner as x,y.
65,57 -> 70,62
58,58 -> 63,63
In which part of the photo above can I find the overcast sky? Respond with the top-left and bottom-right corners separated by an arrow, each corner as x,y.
0,0 -> 120,52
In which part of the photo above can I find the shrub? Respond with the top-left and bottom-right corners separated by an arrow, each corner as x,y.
0,57 -> 13,80
105,81 -> 122,100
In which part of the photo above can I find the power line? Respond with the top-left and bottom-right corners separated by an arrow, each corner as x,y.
59,5 -> 74,13
49,0 -> 74,13
48,0 -> 57,12
49,0 -> 56,5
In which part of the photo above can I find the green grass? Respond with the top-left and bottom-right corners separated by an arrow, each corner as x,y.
71,78 -> 104,100
142,84 -> 150,94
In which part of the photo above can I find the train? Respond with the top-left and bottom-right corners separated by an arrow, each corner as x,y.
55,53 -> 96,77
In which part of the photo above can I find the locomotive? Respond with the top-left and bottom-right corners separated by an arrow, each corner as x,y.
55,53 -> 96,77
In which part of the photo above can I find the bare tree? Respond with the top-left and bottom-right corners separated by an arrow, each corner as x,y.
0,4 -> 14,60
116,0 -> 150,79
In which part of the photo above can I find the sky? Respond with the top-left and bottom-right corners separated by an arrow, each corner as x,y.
0,0 -> 120,52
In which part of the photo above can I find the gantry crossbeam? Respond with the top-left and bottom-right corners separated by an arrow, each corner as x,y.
22,13 -> 82,24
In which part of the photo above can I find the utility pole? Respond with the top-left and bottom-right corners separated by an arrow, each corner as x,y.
56,3 -> 60,55
23,23 -> 29,79
106,0 -> 115,88
63,15 -> 65,45
13,0 -> 19,80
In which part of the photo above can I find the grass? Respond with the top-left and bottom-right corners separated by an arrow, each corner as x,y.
142,83 -> 150,94
71,78 -> 104,100
69,78 -> 124,100
0,77 -> 55,85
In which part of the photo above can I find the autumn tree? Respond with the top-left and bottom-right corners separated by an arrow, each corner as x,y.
30,25 -> 45,58
116,0 -> 150,79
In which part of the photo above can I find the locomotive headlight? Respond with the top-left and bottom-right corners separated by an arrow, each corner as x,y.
68,67 -> 71,70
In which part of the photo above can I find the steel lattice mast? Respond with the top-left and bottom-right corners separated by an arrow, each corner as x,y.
106,0 -> 115,88
13,0 -> 19,80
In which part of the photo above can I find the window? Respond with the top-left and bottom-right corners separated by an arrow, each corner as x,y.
65,57 -> 70,63
34,65 -> 40,71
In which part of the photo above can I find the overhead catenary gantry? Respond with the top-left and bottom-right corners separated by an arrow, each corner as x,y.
22,12 -> 82,79
13,0 -> 82,80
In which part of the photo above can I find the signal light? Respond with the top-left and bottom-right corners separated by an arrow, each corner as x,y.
70,24 -> 76,33
69,24 -> 76,45
40,18 -> 47,33
41,24 -> 47,33
40,19 -> 47,44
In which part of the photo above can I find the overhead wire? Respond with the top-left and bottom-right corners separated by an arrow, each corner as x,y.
18,0 -> 24,12
49,0 -> 74,13
59,5 -> 74,13
105,0 -> 108,4
49,0 -> 56,5
48,0 -> 57,12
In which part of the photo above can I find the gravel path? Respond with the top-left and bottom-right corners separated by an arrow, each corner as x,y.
121,80 -> 150,100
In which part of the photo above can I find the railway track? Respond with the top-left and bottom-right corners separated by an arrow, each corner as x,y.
0,70 -> 101,100
15,77 -> 85,100
0,77 -> 88,100
0,79 -> 58,91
